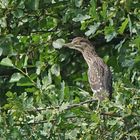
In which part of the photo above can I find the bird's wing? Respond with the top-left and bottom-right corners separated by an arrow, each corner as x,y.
88,57 -> 112,96
95,57 -> 112,95
88,62 -> 102,92
105,68 -> 112,98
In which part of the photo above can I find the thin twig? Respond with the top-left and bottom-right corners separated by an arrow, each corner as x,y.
27,98 -> 98,112
14,115 -> 81,126
15,67 -> 37,87
65,98 -> 98,110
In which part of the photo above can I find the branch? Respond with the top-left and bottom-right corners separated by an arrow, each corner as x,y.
100,112 -> 121,117
28,98 -> 98,112
14,115 -> 81,126
5,97 -> 139,127
15,67 -> 36,87
65,98 -> 98,110
31,27 -> 58,34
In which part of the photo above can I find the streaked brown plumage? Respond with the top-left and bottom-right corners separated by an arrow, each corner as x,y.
64,37 -> 112,100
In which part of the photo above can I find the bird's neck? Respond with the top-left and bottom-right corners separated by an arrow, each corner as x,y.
82,47 -> 97,67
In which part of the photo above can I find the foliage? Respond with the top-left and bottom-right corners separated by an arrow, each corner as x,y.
0,0 -> 140,139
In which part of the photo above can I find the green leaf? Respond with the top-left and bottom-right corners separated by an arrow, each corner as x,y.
9,73 -> 24,83
17,77 -> 34,86
75,0 -> 83,7
105,32 -> 117,42
0,48 -> 3,56
53,39 -> 65,49
118,18 -> 129,34
0,57 -> 14,67
128,14 -> 132,36
26,0 -> 39,10
133,36 -> 140,49
0,17 -> 7,28
89,0 -> 97,19
23,55 -> 28,67
91,113 -> 100,123
103,55 -> 109,63
14,9 -> 24,18
36,61 -> 45,75
115,39 -> 125,52
36,77 -> 41,89
25,87 -> 36,93
59,102 -> 69,111
42,71 -> 52,90
121,59 -> 134,67
104,26 -> 117,42
85,22 -> 100,36
59,81 -> 65,103
73,14 -> 91,22
100,2 -> 107,19
125,0 -> 132,12
107,120 -> 117,126
51,64 -> 60,77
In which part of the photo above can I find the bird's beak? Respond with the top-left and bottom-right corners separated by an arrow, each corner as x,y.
63,43 -> 74,48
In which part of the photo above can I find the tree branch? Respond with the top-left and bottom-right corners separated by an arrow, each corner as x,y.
28,98 -> 98,112
14,115 -> 81,126
65,98 -> 98,110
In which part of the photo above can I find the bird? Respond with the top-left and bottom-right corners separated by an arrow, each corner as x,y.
63,37 -> 112,100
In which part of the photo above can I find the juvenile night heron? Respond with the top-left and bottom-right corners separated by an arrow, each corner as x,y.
64,37 -> 112,100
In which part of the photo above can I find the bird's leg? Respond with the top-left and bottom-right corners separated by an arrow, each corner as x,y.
92,92 -> 100,109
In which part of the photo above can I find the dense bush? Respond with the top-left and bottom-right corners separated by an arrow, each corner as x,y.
0,0 -> 140,139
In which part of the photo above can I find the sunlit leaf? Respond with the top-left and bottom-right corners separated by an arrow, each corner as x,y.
107,120 -> 117,126
85,23 -> 100,36
118,18 -> 129,34
17,77 -> 34,86
9,73 -> 24,83
59,102 -> 69,111
23,55 -> 28,67
128,14 -> 132,36
0,17 -> 7,28
104,26 -> 117,42
51,64 -> 60,76
103,55 -> 109,63
73,14 -> 91,22
53,39 -> 65,49
91,113 -> 100,123
100,2 -> 107,19
36,61 -> 45,75
105,32 -> 117,42
0,57 -> 14,67
89,0 -> 97,19
75,0 -> 83,7
134,36 -> 140,49
0,48 -> 3,56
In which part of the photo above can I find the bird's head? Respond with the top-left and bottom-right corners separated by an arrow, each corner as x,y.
63,37 -> 94,52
